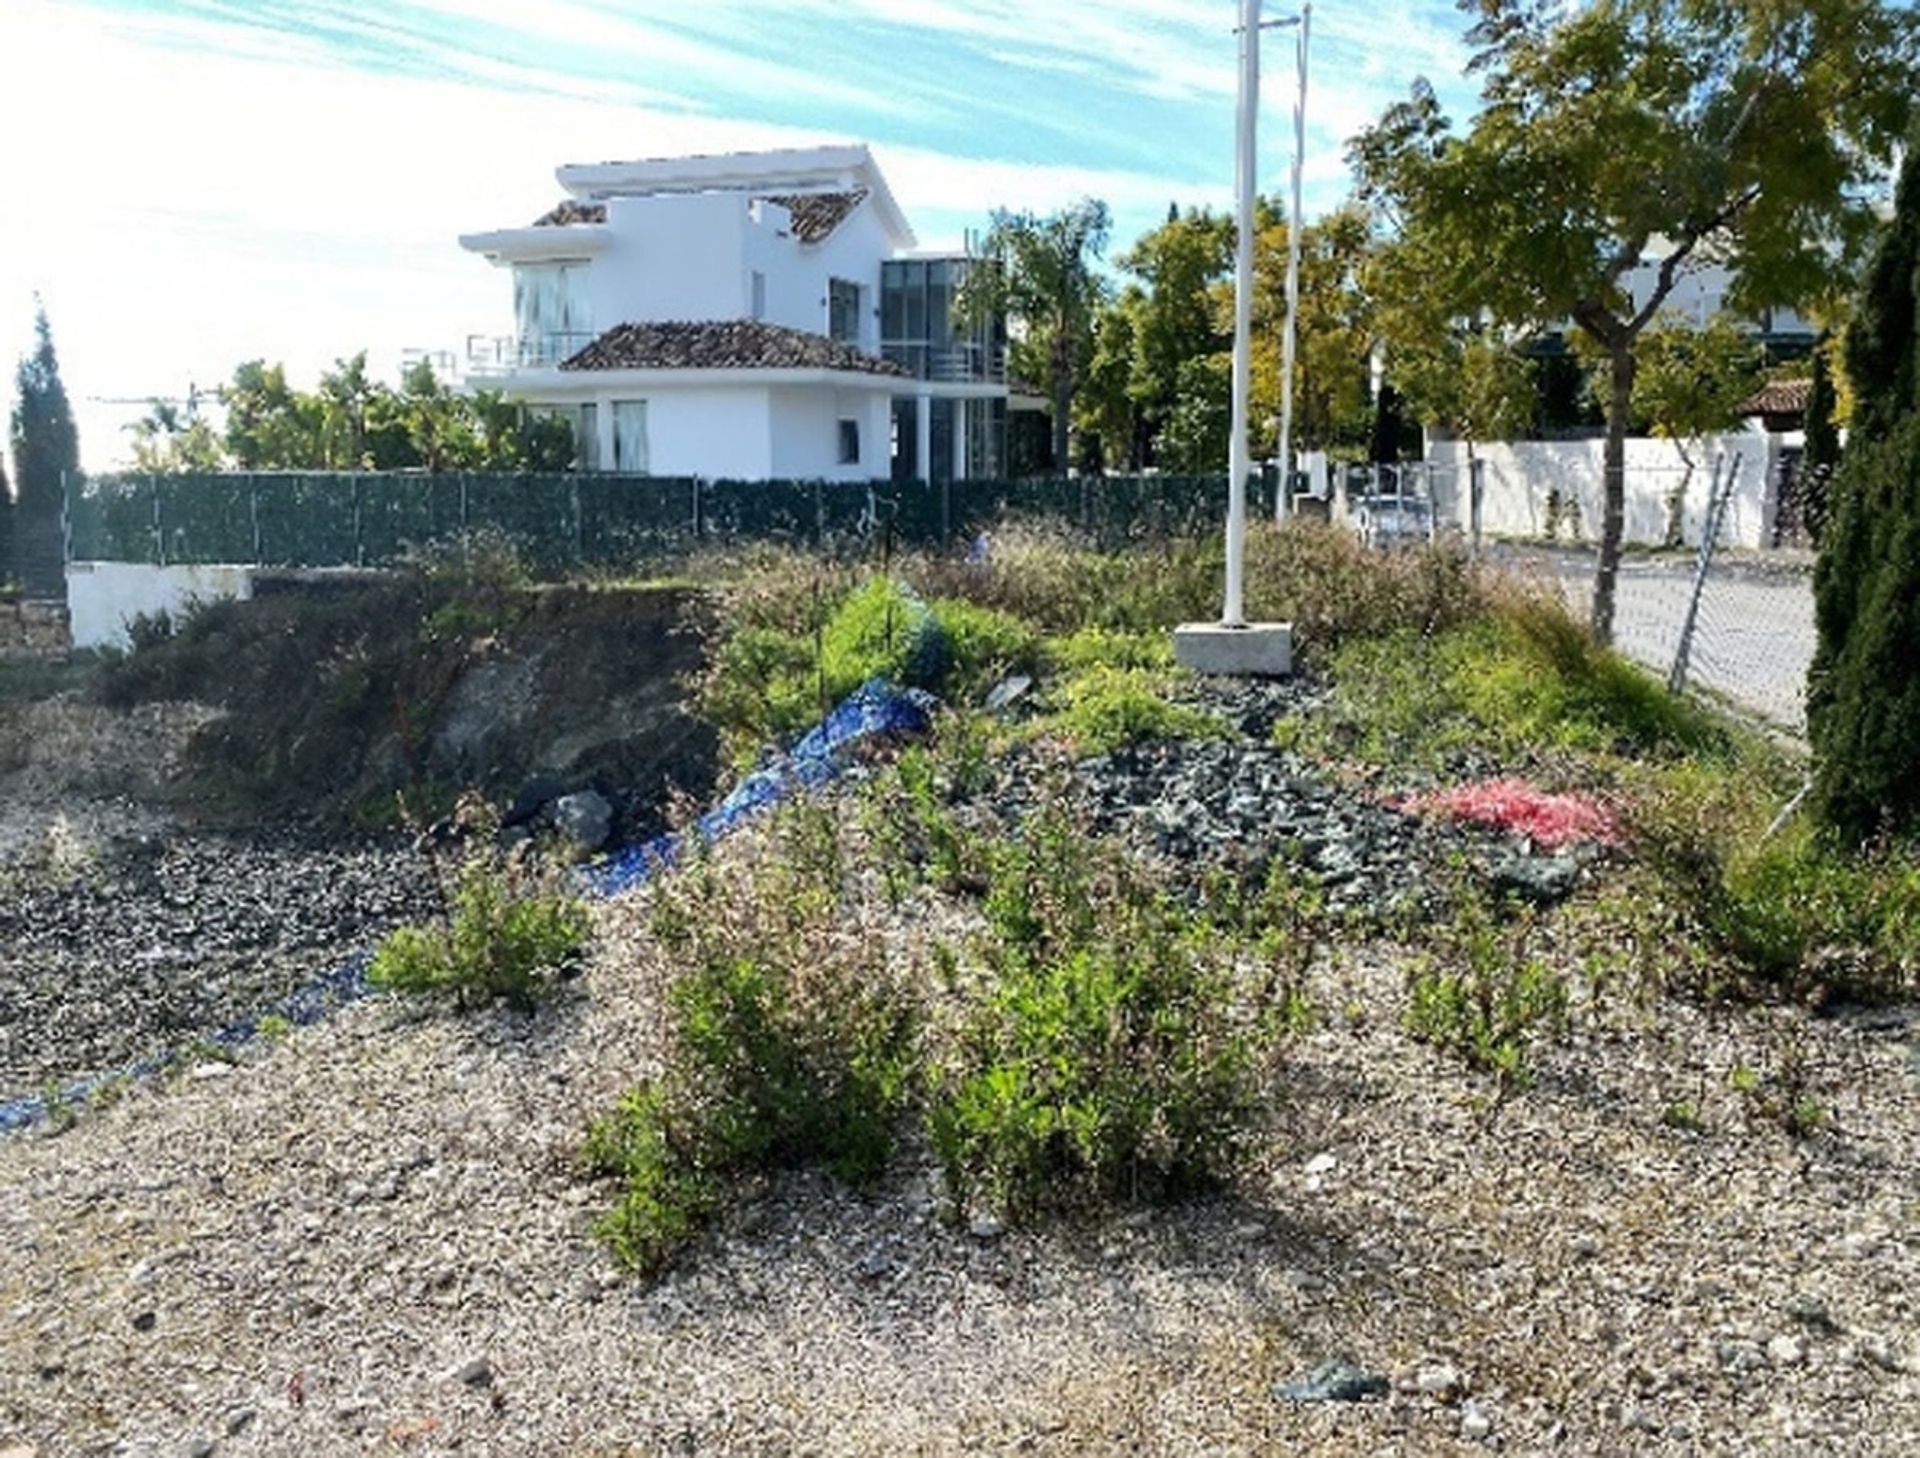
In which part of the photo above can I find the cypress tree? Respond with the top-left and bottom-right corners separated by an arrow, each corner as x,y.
1801,343 -> 1840,543
0,453 -> 12,593
9,303 -> 80,599
1809,143 -> 1920,844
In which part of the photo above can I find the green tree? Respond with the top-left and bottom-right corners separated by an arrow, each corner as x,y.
1116,206 -> 1233,457
1808,141 -> 1920,844
0,451 -> 13,592
1158,354 -> 1233,473
221,360 -> 322,469
1620,314 -> 1761,546
10,304 -> 80,597
128,389 -> 226,473
1075,293 -> 1144,471
1802,339 -> 1841,541
960,199 -> 1111,471
1250,205 -> 1378,457
1353,0 -> 1918,642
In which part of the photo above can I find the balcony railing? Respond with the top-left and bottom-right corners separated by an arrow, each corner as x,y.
881,342 -> 1007,384
464,332 -> 600,374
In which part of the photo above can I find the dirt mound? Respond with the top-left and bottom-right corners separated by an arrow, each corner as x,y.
97,575 -> 718,834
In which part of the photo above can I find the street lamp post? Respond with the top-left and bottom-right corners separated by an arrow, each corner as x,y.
1275,4 -> 1311,520
1174,0 -> 1295,677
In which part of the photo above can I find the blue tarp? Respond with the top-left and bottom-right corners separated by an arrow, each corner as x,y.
0,676 -> 936,1134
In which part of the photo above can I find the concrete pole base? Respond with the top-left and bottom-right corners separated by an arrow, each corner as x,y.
1172,622 -> 1293,677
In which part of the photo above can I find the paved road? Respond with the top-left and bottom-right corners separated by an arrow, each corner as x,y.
1496,546 -> 1816,733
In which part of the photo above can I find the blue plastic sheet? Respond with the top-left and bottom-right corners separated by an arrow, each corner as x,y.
0,677 -> 936,1134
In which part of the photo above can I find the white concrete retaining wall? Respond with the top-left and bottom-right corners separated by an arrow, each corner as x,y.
1427,428 -> 1780,548
66,561 -> 254,651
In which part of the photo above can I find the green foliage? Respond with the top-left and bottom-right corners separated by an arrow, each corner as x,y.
1157,354 -> 1232,473
1351,0 -> 1919,637
1626,315 -> 1764,445
588,802 -> 919,1273
1033,666 -> 1225,754
9,302 -> 78,595
1811,142 -> 1920,844
1802,341 -> 1841,542
927,813 -> 1275,1216
1291,594 -> 1721,768
959,199 -> 1112,469
1404,888 -> 1569,1087
213,353 -> 578,474
369,849 -> 587,1010
1626,760 -> 1920,999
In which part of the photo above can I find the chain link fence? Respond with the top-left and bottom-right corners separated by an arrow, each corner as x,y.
64,471 -> 1235,575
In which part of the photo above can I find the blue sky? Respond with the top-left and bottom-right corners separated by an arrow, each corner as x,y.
0,0 -> 1479,466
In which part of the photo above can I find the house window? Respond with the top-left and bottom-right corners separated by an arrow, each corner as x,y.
579,403 -> 599,472
751,270 -> 767,321
612,400 -> 648,474
512,261 -> 592,365
838,418 -> 860,466
829,278 -> 861,344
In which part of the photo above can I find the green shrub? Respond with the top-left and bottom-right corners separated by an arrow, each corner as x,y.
1294,595 -> 1722,769
1046,626 -> 1174,672
931,598 -> 1043,700
589,801 -> 918,1273
927,815 -> 1274,1216
1035,666 -> 1226,754
1404,889 -> 1568,1086
370,853 -> 587,1010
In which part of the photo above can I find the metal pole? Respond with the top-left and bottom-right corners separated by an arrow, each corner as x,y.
1224,0 -> 1261,627
1669,452 -> 1739,695
1275,5 -> 1310,520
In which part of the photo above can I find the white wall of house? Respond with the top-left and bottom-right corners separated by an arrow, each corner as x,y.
638,385 -> 773,480
765,386 -> 892,481
1426,428 -> 1780,549
66,562 -> 254,651
592,194 -> 748,327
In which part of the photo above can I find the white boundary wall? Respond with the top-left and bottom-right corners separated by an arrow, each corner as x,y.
1427,427 -> 1783,548
67,562 -> 254,651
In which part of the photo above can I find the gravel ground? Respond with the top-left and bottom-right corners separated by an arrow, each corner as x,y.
2,884 -> 1915,1456
3,683 -> 1917,1455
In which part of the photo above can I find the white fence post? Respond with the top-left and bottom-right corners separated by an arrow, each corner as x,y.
1668,451 -> 1740,696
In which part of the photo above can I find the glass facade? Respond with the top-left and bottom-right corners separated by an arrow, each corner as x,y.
879,258 -> 1005,382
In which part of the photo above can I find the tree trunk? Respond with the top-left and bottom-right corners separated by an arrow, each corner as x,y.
1592,346 -> 1634,644
1051,361 -> 1072,475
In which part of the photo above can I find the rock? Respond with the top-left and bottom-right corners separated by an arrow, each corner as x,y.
1416,1362 -> 1465,1399
1304,1152 -> 1338,1176
181,1437 -> 215,1458
968,1214 -> 1005,1241
223,1407 -> 256,1437
552,791 -> 612,853
984,675 -> 1033,713
450,1355 -> 494,1387
130,1308 -> 156,1332
1461,1403 -> 1493,1440
1275,1362 -> 1389,1403
1768,1334 -> 1807,1366
1490,853 -> 1579,906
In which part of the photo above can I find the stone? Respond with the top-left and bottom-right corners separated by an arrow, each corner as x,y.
984,675 -> 1033,713
181,1438 -> 216,1458
552,791 -> 613,853
1275,1362 -> 1389,1403
1461,1403 -> 1493,1440
223,1407 -> 256,1437
1416,1362 -> 1464,1399
1490,853 -> 1578,906
445,1355 -> 494,1387
968,1214 -> 1005,1241
1768,1334 -> 1808,1366
1172,622 -> 1294,678
131,1309 -> 157,1333
1304,1152 -> 1338,1177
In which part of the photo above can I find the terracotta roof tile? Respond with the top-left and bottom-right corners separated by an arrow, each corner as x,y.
1741,377 -> 1813,417
762,190 -> 866,244
560,320 -> 910,376
532,200 -> 607,227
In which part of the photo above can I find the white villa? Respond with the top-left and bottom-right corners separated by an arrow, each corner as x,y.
456,144 -> 1012,483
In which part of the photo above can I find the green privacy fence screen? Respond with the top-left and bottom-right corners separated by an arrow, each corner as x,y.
65,472 -> 1233,572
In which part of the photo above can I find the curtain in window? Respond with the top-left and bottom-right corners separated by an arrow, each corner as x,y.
579,403 -> 599,472
612,400 -> 648,474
